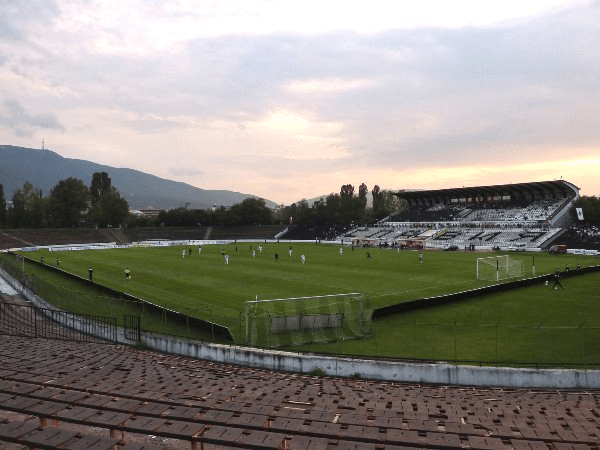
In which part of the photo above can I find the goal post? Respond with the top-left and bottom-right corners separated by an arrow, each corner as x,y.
476,255 -> 524,282
244,293 -> 372,348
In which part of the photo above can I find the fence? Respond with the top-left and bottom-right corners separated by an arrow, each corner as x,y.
0,301 -> 117,343
1,252 -> 235,343
318,319 -> 600,369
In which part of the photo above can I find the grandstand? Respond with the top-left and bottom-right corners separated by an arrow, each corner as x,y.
3,333 -> 600,449
343,180 -> 580,250
2,290 -> 600,449
0,226 -> 287,251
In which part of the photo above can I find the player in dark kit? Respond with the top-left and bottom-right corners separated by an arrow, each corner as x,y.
552,268 -> 564,289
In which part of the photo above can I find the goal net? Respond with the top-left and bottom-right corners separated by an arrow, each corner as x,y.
244,293 -> 372,348
477,255 -> 524,282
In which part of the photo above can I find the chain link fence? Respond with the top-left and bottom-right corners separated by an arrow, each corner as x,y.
1,253 -> 238,343
320,319 -> 600,369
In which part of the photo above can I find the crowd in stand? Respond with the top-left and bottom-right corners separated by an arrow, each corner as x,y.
558,225 -> 600,250
342,198 -> 570,250
388,198 -> 565,225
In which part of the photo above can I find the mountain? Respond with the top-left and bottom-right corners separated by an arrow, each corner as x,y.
0,145 -> 276,210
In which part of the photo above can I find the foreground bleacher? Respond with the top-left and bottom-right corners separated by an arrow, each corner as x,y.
1,334 -> 599,449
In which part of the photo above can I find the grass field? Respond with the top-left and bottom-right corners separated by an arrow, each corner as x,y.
299,268 -> 600,367
9,242 -> 600,367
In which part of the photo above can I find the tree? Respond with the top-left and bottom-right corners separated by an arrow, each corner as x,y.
358,183 -> 368,209
228,197 -> 273,225
381,190 -> 405,217
10,182 -> 47,228
90,187 -> 129,227
296,199 -> 314,225
158,207 -> 195,226
371,185 -> 393,221
340,184 -> 355,200
572,196 -> 600,227
324,193 -> 341,226
370,186 -> 404,222
48,177 -> 90,227
371,185 -> 382,219
213,205 -> 234,226
90,172 -> 112,206
89,172 -> 130,227
0,184 -> 6,227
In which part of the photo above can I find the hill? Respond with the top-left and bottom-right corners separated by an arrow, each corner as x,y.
0,145 -> 276,210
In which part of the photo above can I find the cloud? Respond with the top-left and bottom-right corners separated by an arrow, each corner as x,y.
241,110 -> 347,160
1,0 -> 599,202
312,12 -> 600,169
0,1 -> 60,41
0,99 -> 65,137
285,78 -> 380,95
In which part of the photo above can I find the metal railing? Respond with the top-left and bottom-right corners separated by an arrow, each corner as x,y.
0,301 -> 117,343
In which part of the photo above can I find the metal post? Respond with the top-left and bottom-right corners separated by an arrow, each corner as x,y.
454,319 -> 457,365
536,322 -> 542,369
579,322 -> 586,369
211,306 -> 214,343
245,305 -> 249,345
495,321 -> 500,367
412,319 -> 416,358
239,310 -> 243,345
374,324 -> 378,358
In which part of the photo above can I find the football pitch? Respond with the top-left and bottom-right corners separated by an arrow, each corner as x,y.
13,243 -> 600,366
25,242 -> 541,315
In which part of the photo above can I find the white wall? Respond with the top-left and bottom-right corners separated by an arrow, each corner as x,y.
141,334 -> 600,389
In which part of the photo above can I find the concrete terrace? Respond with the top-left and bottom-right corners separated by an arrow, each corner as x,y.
0,334 -> 599,449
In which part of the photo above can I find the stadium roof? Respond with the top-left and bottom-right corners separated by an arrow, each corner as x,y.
394,180 -> 579,205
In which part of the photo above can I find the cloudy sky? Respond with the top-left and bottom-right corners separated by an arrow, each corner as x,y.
1,0 -> 599,204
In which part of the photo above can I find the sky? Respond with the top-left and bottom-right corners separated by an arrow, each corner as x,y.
1,0 -> 599,205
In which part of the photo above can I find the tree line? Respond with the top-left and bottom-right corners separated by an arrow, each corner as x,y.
280,184 -> 404,228
154,184 -> 405,229
152,197 -> 275,227
4,175 -> 595,232
0,176 -> 404,230
0,172 -> 129,228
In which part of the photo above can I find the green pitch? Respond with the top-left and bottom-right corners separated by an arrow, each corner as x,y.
13,243 -> 600,366
27,243 -> 523,314
300,268 -> 600,367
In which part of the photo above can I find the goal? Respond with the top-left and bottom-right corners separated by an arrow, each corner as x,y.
244,293 -> 372,348
476,255 -> 524,282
